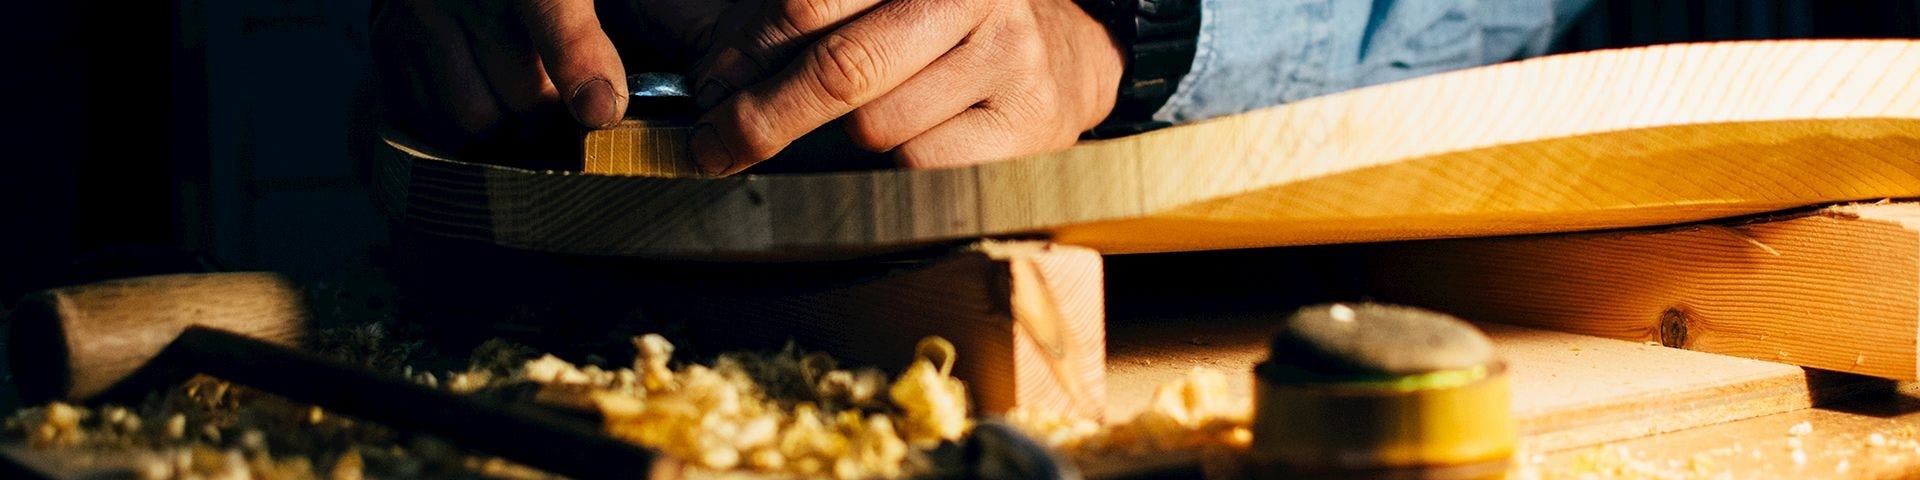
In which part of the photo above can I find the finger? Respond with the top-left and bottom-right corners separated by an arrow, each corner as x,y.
380,0 -> 504,150
692,0 -> 885,109
518,0 -> 627,128
458,0 -> 556,115
895,105 -> 1066,169
841,43 -> 993,152
692,0 -> 988,175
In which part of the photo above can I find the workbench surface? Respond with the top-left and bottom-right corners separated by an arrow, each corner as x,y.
1529,388 -> 1920,479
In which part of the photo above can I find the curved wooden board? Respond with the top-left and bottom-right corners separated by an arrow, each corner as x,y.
378,40 -> 1920,259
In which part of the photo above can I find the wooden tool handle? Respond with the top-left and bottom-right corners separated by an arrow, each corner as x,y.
6,272 -> 309,402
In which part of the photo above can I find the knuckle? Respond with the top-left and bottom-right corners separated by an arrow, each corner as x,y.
1011,35 -> 1047,67
524,0 -> 563,20
523,0 -> 570,35
759,15 -> 806,52
522,0 -> 603,61
842,111 -> 898,152
998,88 -> 1045,118
780,0 -> 840,31
549,24 -> 596,56
809,34 -> 885,107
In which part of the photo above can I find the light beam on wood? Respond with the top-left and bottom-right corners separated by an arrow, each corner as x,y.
1364,202 -> 1920,380
378,40 -> 1920,260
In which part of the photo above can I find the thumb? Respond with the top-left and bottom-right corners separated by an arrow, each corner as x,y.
519,0 -> 627,128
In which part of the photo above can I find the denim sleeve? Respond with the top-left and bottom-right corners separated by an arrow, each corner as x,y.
1155,0 -> 1593,124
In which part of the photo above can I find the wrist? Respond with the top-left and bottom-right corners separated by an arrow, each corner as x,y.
1076,4 -> 1128,129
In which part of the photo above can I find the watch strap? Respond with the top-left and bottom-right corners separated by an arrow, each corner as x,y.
1085,0 -> 1201,138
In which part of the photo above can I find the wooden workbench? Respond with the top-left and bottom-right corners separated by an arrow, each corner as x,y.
1528,388 -> 1920,479
4,253 -> 1919,479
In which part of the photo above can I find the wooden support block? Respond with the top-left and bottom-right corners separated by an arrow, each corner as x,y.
656,241 -> 1109,420
1363,203 -> 1920,380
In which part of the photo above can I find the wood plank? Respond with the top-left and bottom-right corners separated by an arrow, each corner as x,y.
1106,313 -> 1890,453
1531,384 -> 1920,479
379,40 -> 1920,260
1364,202 -> 1920,380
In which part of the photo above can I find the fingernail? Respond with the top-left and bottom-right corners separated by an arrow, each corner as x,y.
689,123 -> 737,176
694,79 -> 732,110
569,78 -> 621,128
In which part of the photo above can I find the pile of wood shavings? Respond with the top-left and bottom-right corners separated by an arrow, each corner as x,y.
516,335 -> 971,479
4,324 -> 976,480
7,320 -> 1264,480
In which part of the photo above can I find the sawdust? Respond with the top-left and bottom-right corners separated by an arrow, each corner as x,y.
1516,420 -> 1920,479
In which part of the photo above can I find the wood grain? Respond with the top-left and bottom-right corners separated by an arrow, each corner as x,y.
582,119 -> 695,175
1106,314 -> 1889,453
4,273 -> 310,402
378,40 -> 1920,260
1364,202 -> 1920,380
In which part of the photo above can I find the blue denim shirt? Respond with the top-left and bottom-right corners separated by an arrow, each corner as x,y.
1158,0 -> 1592,124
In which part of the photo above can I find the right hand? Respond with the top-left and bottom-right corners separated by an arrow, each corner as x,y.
372,0 -> 732,161
679,0 -> 1125,175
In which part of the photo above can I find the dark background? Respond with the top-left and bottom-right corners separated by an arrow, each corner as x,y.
2,0 -> 1918,302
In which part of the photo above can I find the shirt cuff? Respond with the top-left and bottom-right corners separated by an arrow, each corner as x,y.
1152,0 -> 1590,125
1153,0 -> 1373,124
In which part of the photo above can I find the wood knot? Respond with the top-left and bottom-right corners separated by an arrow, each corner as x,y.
1659,307 -> 1690,348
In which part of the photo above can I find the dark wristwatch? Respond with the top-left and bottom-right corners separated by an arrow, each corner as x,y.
1077,0 -> 1202,138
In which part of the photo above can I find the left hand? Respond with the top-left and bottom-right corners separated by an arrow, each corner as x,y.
686,0 -> 1125,175
371,0 -> 734,161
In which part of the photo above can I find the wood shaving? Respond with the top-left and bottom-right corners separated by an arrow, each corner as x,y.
1788,421 -> 1813,436
581,334 -> 966,479
1007,367 -> 1251,459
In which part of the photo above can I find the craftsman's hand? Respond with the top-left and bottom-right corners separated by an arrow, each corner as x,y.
372,0 -> 730,160
687,0 -> 1125,175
